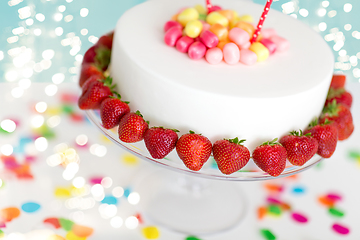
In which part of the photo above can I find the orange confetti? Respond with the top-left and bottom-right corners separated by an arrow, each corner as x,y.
0,207 -> 21,222
257,206 -> 267,220
264,183 -> 283,193
72,224 -> 94,238
318,196 -> 335,207
280,202 -> 292,211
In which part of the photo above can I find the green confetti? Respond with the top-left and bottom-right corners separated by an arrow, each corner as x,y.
267,204 -> 282,216
329,207 -> 345,217
260,229 -> 276,240
62,104 -> 75,114
348,150 -> 360,159
59,218 -> 74,231
0,127 -> 12,134
186,236 -> 201,240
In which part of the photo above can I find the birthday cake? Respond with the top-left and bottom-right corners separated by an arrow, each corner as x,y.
78,0 -> 354,176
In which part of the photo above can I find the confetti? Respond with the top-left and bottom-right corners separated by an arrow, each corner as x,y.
72,224 -> 94,237
124,187 -> 132,198
318,196 -> 335,207
21,202 -> 41,213
0,229 -> 4,237
291,212 -> 308,223
142,226 -> 160,239
54,187 -> 71,198
328,207 -> 345,218
260,229 -> 276,240
332,223 -> 350,235
122,154 -> 139,165
89,177 -> 103,185
59,218 -> 75,231
264,183 -> 283,193
257,206 -> 267,220
267,205 -> 282,216
326,193 -> 342,202
292,186 -> 305,194
101,195 -> 118,205
0,207 -> 21,222
0,221 -> 6,228
266,196 -> 282,204
44,217 -> 61,229
66,231 -> 86,240
135,213 -> 144,224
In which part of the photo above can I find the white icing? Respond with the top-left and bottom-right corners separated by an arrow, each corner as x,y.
111,0 -> 334,150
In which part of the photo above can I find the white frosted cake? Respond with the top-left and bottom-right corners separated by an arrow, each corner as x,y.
110,0 -> 334,150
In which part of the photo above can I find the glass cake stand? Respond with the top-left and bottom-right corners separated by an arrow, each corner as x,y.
86,110 -> 323,235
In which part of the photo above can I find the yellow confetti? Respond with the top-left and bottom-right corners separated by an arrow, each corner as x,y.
100,134 -> 112,143
65,231 -> 86,240
46,106 -> 62,115
142,226 -> 160,239
54,187 -> 71,198
122,153 -> 138,165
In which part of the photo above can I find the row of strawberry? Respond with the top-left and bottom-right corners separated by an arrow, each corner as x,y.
77,31 -> 354,177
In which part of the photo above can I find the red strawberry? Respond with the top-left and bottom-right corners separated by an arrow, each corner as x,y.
79,63 -> 104,87
118,111 -> 148,143
144,127 -> 179,159
304,119 -> 338,158
78,77 -> 114,110
252,139 -> 287,177
82,45 -> 111,71
97,34 -> 113,49
100,94 -> 130,129
82,45 -> 97,65
320,100 -> 354,140
212,138 -> 250,175
279,130 -> 318,166
330,74 -> 346,89
325,88 -> 352,108
176,131 -> 212,171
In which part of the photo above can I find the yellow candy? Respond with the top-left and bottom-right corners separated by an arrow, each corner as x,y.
235,21 -> 255,38
232,10 -> 239,19
185,20 -> 203,38
218,10 -> 234,22
238,14 -> 254,23
206,11 -> 229,27
194,4 -> 207,15
249,42 -> 269,62
229,16 -> 240,29
177,8 -> 199,27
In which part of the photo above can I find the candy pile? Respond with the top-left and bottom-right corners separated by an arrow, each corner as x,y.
163,4 -> 289,65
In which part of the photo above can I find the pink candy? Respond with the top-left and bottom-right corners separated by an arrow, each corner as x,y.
260,39 -> 277,55
205,47 -> 223,64
270,35 -> 290,52
261,28 -> 277,39
188,41 -> 207,60
240,49 -> 257,65
228,27 -> 250,48
208,5 -> 222,13
164,26 -> 183,47
164,20 -> 182,32
223,43 -> 240,65
176,36 -> 195,53
199,30 -> 219,48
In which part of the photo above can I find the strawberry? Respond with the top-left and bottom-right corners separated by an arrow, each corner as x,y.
100,94 -> 130,129
176,131 -> 212,171
279,130 -> 318,166
82,45 -> 97,65
82,45 -> 111,71
79,63 -> 104,87
144,127 -> 179,159
304,119 -> 338,158
97,33 -> 113,49
330,74 -> 346,89
320,100 -> 354,140
325,88 -> 352,108
212,138 -> 250,175
252,138 -> 287,177
118,111 -> 148,143
78,77 -> 114,110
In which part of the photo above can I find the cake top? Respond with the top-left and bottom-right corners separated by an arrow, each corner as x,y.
116,0 -> 334,98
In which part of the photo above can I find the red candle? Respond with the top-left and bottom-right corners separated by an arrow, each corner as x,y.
252,0 -> 273,43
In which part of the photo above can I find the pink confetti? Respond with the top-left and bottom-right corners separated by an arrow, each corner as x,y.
0,221 -> 6,228
291,212 -> 308,223
266,196 -> 282,204
326,193 -> 342,202
89,177 -> 103,185
332,223 -> 350,235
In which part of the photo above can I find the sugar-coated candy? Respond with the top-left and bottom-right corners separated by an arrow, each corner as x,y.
188,41 -> 207,60
261,28 -> 277,39
235,21 -> 255,38
217,40 -> 230,50
228,27 -> 250,47
194,4 -> 207,15
238,14 -> 254,23
164,26 -> 183,47
270,35 -> 290,52
239,41 -> 251,50
176,36 -> 195,53
206,12 -> 229,27
164,20 -> 182,32
240,49 -> 257,65
177,8 -> 199,27
218,10 -> 235,22
199,30 -> 219,48
185,20 -> 203,38
209,23 -> 228,41
249,42 -> 269,62
205,47 -> 223,64
200,21 -> 211,33
260,39 -> 277,55
223,43 -> 240,65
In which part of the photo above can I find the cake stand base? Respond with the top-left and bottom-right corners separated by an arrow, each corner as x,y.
135,168 -> 248,235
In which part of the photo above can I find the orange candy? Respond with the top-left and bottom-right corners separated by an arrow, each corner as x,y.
209,23 -> 229,41
72,224 -> 94,238
218,10 -> 234,22
235,21 -> 255,38
0,207 -> 21,222
217,40 -> 231,50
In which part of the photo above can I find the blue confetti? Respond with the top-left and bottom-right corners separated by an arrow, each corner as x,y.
292,186 -> 305,194
21,202 -> 41,213
124,187 -> 132,198
101,195 -> 118,205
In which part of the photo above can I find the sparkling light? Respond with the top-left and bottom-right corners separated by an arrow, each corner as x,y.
75,134 -> 88,146
344,3 -> 352,13
11,87 -> 24,98
42,49 -> 55,60
47,116 -> 61,128
328,10 -> 337,18
88,35 -> 98,44
80,28 -> 88,35
317,8 -> 326,17
73,177 -> 86,188
91,184 -> 104,197
58,5 -> 66,12
46,153 -> 62,167
112,186 -> 124,198
90,144 -> 107,157
25,18 -> 34,26
52,73 -> 65,84
319,22 -> 327,31
31,115 -> 45,128
1,144 -> 14,156
35,137 -> 48,152
1,119 -> 16,133
22,67 -> 33,78
19,78 -> 32,89
101,177 -> 113,188
80,8 -> 89,17
18,6 -> 31,19
7,36 -> 19,43
64,15 -> 73,22
0,51 -> 4,61
35,13 -> 45,22
55,27 -> 63,36
5,70 -> 18,82
344,24 -> 352,31
128,192 -> 140,205
322,1 -> 329,7
281,2 -> 295,14
12,27 -> 24,35
35,102 -> 47,113
54,13 -> 63,22
125,216 -> 139,229
44,84 -> 58,96
62,162 -> 79,180
299,9 -> 309,17
33,28 -> 42,36
110,216 -> 123,228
